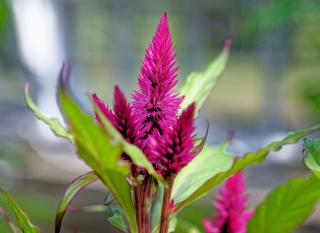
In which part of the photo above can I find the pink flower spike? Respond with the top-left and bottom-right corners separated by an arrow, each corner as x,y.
112,86 -> 136,143
155,103 -> 196,178
132,12 -> 183,153
203,172 -> 254,233
224,39 -> 233,51
91,93 -> 116,126
92,86 -> 136,144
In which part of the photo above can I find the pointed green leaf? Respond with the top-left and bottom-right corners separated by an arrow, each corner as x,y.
107,207 -> 128,233
55,171 -> 98,233
168,215 -> 177,233
0,207 -> 22,233
151,213 -> 177,233
68,204 -> 107,213
175,124 -> 320,212
247,175 -> 320,233
172,143 -> 233,204
304,138 -> 320,178
179,41 -> 231,114
0,188 -> 39,233
175,219 -> 202,233
58,83 -> 137,232
24,84 -> 73,142
151,183 -> 164,232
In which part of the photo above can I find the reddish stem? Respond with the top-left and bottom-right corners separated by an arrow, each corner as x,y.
159,178 -> 174,233
133,171 -> 151,233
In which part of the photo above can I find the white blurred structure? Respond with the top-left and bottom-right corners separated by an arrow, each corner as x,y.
11,0 -> 65,141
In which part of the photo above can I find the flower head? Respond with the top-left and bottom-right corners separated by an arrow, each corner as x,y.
153,103 -> 196,178
92,86 -> 136,144
203,172 -> 254,233
132,12 -> 183,152
91,12 -> 198,178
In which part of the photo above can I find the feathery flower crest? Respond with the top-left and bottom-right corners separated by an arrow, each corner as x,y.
91,93 -> 116,126
203,172 -> 253,233
132,12 -> 183,152
153,104 -> 196,178
92,86 -> 136,144
91,13 -> 198,178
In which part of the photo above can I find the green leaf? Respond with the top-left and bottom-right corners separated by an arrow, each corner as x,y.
151,183 -> 164,232
24,84 -> 73,142
304,138 -> 320,178
55,171 -> 98,233
247,175 -> 320,233
175,219 -> 202,233
168,215 -> 177,233
151,213 -> 177,233
0,207 -> 22,233
172,143 -> 233,204
58,70 -> 137,232
175,124 -> 320,212
0,188 -> 39,233
94,104 -> 163,182
179,41 -> 231,114
68,204 -> 107,213
107,207 -> 128,233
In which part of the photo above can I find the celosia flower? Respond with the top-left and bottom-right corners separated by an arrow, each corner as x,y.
153,103 -> 196,178
203,172 -> 254,233
132,12 -> 183,151
92,86 -> 136,162
92,86 -> 136,144
92,12 -> 196,177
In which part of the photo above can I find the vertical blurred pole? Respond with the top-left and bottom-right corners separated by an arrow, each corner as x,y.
10,0 -> 65,141
185,5 -> 205,71
111,0 -> 136,90
261,26 -> 288,129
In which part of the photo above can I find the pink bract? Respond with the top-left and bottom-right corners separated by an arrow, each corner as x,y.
203,172 -> 254,233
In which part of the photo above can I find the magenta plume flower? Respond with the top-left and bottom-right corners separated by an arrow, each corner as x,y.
132,12 -> 183,152
92,86 -> 136,144
203,172 -> 254,233
153,103 -> 196,178
91,12 -> 197,178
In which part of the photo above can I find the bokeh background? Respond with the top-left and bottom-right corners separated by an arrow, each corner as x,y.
0,0 -> 320,232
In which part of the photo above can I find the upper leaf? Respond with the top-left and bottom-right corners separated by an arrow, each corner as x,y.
0,188 -> 39,233
172,143 -> 233,204
24,83 -> 73,142
304,138 -> 320,178
247,175 -> 320,233
179,40 -> 231,114
55,171 -> 98,233
57,64 -> 137,232
174,124 -> 320,212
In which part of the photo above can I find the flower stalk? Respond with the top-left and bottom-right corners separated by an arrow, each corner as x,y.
159,177 -> 174,233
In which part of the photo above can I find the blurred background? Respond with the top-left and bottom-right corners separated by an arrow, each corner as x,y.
0,0 -> 320,232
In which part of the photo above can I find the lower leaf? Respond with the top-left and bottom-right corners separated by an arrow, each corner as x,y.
247,175 -> 320,233
55,171 -> 98,233
0,188 -> 39,233
304,138 -> 320,179
175,124 -> 320,212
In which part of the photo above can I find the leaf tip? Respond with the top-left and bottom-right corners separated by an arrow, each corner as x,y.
58,61 -> 72,91
24,82 -> 31,102
224,39 -> 232,51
